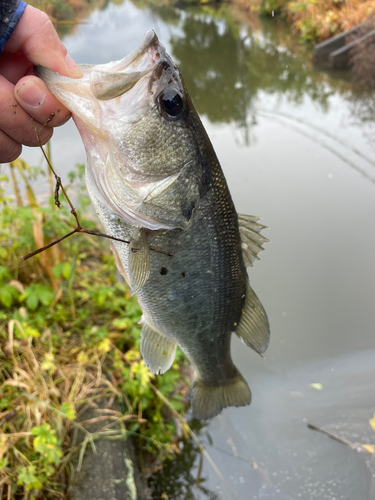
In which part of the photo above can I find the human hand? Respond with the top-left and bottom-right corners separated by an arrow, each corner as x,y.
0,4 -> 82,163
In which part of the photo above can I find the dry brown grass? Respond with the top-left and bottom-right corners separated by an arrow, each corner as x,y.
1,323 -> 121,498
232,0 -> 374,42
0,319 -> 152,499
287,0 -> 375,41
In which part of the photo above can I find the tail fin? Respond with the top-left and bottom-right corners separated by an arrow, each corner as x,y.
192,369 -> 251,420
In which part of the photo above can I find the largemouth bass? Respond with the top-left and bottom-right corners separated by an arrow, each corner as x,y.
36,31 -> 270,420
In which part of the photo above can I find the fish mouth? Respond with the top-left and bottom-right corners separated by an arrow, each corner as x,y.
34,29 -> 163,104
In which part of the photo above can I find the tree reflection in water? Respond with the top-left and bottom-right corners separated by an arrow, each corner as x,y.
132,2 -> 375,148
148,423 -> 219,500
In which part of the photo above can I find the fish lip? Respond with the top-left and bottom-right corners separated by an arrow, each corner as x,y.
34,29 -> 161,86
122,29 -> 159,69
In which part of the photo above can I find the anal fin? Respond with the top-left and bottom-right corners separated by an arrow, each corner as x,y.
129,230 -> 150,295
235,280 -> 270,354
238,214 -> 269,267
140,322 -> 177,375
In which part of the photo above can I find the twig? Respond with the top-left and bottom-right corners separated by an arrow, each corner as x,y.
20,228 -> 79,261
19,119 -> 173,262
196,449 -> 203,489
307,423 -> 357,447
54,176 -> 62,208
307,423 -> 373,453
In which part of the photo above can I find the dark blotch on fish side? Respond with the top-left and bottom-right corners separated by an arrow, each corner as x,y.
182,202 -> 195,220
160,267 -> 168,275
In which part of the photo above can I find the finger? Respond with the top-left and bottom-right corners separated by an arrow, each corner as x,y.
4,5 -> 82,78
0,129 -> 22,163
0,52 -> 31,84
15,76 -> 71,128
0,75 -> 53,147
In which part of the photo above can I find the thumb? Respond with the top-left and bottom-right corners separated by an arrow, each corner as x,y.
4,5 -> 82,78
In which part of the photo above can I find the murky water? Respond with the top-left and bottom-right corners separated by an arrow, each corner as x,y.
11,1 -> 375,498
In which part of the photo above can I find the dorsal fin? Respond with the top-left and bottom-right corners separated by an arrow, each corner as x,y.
234,281 -> 270,354
238,214 -> 269,267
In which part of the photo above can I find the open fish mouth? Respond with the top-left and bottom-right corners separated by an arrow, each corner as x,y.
88,30 -> 159,100
34,30 -> 164,123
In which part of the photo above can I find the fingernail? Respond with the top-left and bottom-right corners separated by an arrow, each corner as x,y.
17,80 -> 46,108
65,54 -> 83,78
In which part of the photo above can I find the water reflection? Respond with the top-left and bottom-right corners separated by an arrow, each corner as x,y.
150,349 -> 375,499
148,423 -> 219,500
170,15 -> 333,123
129,4 -> 375,152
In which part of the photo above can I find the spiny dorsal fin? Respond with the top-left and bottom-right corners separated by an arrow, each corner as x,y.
234,280 -> 270,354
238,214 -> 269,267
140,322 -> 177,375
129,230 -> 150,295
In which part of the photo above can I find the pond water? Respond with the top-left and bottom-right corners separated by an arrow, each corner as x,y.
15,1 -> 375,498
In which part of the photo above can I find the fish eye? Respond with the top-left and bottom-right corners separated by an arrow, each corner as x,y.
158,89 -> 184,118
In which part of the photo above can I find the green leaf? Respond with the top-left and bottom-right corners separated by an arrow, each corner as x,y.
0,284 -> 19,308
60,402 -> 76,421
32,424 -> 63,465
26,294 -> 39,310
17,465 -> 43,491
62,262 -> 72,279
38,287 -> 53,306
31,423 -> 53,439
22,284 -> 54,310
0,265 -> 11,281
53,263 -> 64,279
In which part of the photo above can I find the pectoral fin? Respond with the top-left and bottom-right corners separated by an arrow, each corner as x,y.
235,281 -> 270,354
140,322 -> 177,375
129,230 -> 150,295
238,214 -> 269,267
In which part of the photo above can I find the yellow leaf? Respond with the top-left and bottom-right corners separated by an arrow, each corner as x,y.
309,383 -> 323,391
97,338 -> 111,354
22,323 -> 40,338
77,352 -> 89,364
41,352 -> 56,373
369,413 -> 375,431
131,361 -> 154,388
362,444 -> 375,454
124,349 -> 141,362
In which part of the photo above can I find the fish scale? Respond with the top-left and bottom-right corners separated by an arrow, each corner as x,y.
36,30 -> 270,420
